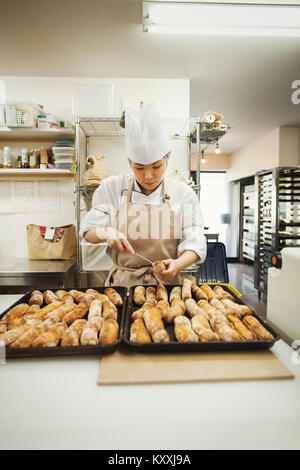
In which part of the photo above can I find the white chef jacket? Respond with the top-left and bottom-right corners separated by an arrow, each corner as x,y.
80,174 -> 207,264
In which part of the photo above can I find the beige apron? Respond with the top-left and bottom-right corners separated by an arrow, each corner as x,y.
105,177 -> 182,287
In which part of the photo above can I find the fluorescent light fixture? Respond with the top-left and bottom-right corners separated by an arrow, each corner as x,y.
143,1 -> 300,36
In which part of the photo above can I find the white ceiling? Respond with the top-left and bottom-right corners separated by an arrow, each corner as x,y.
0,0 -> 300,153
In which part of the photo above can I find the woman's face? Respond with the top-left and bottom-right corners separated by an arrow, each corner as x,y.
130,156 -> 168,195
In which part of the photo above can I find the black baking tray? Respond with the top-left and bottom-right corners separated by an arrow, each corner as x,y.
123,284 -> 280,353
0,286 -> 127,358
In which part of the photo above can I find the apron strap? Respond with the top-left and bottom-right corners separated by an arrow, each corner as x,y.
127,177 -> 171,205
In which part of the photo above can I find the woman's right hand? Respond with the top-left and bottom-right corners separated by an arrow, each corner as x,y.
98,227 -> 135,254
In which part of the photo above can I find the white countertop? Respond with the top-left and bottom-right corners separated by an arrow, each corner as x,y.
0,295 -> 300,450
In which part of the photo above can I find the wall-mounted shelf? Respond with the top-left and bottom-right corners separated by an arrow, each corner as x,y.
0,169 -> 73,177
0,128 -> 74,141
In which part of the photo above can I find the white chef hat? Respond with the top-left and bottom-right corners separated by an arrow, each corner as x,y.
125,102 -> 170,165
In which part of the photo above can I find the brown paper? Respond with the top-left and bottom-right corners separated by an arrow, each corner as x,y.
27,224 -> 76,260
98,350 -> 294,385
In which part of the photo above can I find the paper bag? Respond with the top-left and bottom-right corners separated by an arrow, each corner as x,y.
27,224 -> 76,260
82,155 -> 109,186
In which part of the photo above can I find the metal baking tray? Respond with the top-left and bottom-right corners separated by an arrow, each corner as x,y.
123,284 -> 280,353
0,286 -> 127,358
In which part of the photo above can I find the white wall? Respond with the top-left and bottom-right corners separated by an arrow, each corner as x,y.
0,77 -> 190,261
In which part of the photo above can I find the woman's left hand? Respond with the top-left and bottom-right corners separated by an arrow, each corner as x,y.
153,259 -> 179,283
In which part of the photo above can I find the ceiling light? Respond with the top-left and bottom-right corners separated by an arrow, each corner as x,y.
143,2 -> 300,36
201,150 -> 206,163
215,142 -> 221,154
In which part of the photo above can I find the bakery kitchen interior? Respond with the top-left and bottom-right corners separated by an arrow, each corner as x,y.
0,0 -> 300,453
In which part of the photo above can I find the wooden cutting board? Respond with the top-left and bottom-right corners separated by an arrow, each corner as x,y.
98,349 -> 294,385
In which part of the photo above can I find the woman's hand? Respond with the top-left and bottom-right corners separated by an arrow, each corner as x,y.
153,259 -> 179,283
96,227 -> 135,254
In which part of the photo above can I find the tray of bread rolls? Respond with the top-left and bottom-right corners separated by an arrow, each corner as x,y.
0,287 -> 127,358
124,280 -> 279,352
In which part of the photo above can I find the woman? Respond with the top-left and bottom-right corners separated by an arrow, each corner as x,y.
80,103 -> 206,287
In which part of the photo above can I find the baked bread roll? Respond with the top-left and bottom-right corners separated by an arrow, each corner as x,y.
99,319 -> 119,345
156,283 -> 168,302
213,285 -> 235,302
23,304 -> 40,317
146,287 -> 156,305
185,299 -> 208,318
43,290 -> 59,304
156,300 -> 171,320
47,302 -> 76,323
221,299 -> 252,318
86,290 -> 110,303
8,317 -> 27,330
63,301 -> 89,325
153,261 -> 166,272
191,283 -> 208,301
32,323 -> 67,348
227,314 -> 256,341
104,288 -> 123,307
102,300 -> 118,321
191,314 -> 219,342
199,285 -> 218,302
0,322 -> 7,334
68,289 -> 86,303
131,302 -> 154,321
10,326 -> 45,348
38,301 -> 63,321
209,309 -> 242,342
133,286 -> 146,306
182,279 -> 192,301
143,307 -> 170,343
243,316 -> 274,341
81,316 -> 103,346
61,319 -> 87,347
77,292 -> 97,306
210,298 -> 236,316
0,324 -> 31,346
28,291 -> 43,306
164,298 -> 185,324
130,319 -> 152,343
1,303 -> 30,325
55,290 -> 69,301
169,286 -> 181,303
88,299 -> 102,320
174,316 -> 198,343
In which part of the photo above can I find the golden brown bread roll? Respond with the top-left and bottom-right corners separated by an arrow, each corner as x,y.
191,283 -> 208,301
221,299 -> 252,318
153,261 -> 166,272
47,302 -> 76,323
143,307 -> 170,343
156,283 -> 168,302
243,316 -> 274,341
32,323 -> 67,348
209,309 -> 242,342
227,314 -> 256,341
164,298 -> 185,324
1,303 -> 30,325
131,302 -> 154,321
130,319 -> 152,343
28,291 -> 43,306
63,301 -> 89,325
213,285 -> 235,302
0,324 -> 31,346
86,290 -> 110,303
55,290 -> 69,301
199,285 -> 218,302
102,300 -> 118,321
146,287 -> 156,305
174,316 -> 198,343
156,300 -> 171,320
88,299 -> 102,320
38,301 -> 63,321
81,316 -> 103,346
99,319 -> 119,345
185,299 -> 207,318
182,278 -> 192,301
69,289 -> 86,303
197,300 -> 217,318
169,286 -> 181,303
77,292 -> 96,306
104,288 -> 123,307
43,290 -> 59,304
0,322 -> 7,334
61,319 -> 87,347
133,286 -> 146,306
10,326 -> 45,348
210,298 -> 236,316
7,317 -> 27,330
191,314 -> 219,342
